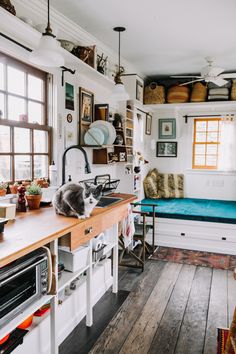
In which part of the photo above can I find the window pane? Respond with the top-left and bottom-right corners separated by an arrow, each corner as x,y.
194,155 -> 205,166
28,75 -> 44,101
14,128 -> 30,153
0,93 -> 5,118
195,144 -> 205,154
196,132 -> 206,142
7,66 -> 25,95
34,155 -> 48,178
14,155 -> 31,180
0,63 -> 4,90
207,132 -> 218,142
34,130 -> 48,153
8,96 -> 26,121
206,155 -> 217,166
0,156 -> 11,181
196,121 -> 207,131
0,126 -> 10,152
207,144 -> 218,155
208,120 -> 219,131
28,101 -> 43,124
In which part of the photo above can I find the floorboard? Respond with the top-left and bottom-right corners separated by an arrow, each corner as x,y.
119,262 -> 182,354
174,266 -> 212,354
89,261 -> 165,354
203,268 -> 228,354
148,264 -> 196,354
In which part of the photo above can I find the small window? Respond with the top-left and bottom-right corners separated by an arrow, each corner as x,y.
192,118 -> 221,169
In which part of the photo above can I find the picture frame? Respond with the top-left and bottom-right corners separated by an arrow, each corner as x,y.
156,141 -> 178,157
145,114 -> 152,135
158,118 -> 176,139
79,87 -> 94,125
136,80 -> 143,102
65,83 -> 74,110
95,103 -> 109,121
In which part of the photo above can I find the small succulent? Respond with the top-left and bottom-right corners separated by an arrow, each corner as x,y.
26,183 -> 42,195
0,182 -> 8,190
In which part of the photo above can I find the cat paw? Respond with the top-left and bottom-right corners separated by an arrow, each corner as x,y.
78,215 -> 86,219
84,214 -> 90,218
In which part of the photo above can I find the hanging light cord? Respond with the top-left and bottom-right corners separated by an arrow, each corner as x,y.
118,30 -> 121,74
43,0 -> 55,37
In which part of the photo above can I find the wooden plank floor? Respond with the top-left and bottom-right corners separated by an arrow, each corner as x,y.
89,261 -> 236,354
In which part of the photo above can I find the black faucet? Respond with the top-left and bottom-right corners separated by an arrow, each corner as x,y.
62,145 -> 91,185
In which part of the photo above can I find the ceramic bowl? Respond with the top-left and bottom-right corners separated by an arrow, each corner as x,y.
58,39 -> 75,52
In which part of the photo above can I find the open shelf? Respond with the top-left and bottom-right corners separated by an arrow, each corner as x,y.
144,100 -> 236,111
0,295 -> 53,339
58,265 -> 90,292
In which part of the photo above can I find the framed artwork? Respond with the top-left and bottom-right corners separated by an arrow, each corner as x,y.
79,87 -> 94,125
156,141 -> 178,157
65,83 -> 74,110
95,104 -> 109,121
158,118 -> 176,139
136,80 -> 143,102
145,114 -> 152,135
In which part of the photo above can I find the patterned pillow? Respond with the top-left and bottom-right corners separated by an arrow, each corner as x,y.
143,169 -> 160,199
157,173 -> 184,198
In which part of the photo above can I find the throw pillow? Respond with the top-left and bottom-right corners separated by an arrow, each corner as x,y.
157,173 -> 184,198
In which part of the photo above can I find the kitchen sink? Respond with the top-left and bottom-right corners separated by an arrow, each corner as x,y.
96,196 -> 122,208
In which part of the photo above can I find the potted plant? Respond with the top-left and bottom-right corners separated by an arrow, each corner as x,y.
25,183 -> 42,210
9,181 -> 20,194
0,182 -> 8,197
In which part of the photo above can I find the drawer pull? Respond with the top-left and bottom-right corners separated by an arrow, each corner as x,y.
222,237 -> 227,241
181,233 -> 185,236
85,226 -> 93,235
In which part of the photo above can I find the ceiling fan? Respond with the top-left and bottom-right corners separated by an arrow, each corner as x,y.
171,56 -> 236,86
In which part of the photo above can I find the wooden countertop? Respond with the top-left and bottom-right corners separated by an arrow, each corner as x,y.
0,193 -> 136,267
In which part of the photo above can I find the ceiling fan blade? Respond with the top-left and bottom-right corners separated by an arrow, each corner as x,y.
209,78 -> 228,87
179,79 -> 204,86
220,73 -> 236,79
170,75 -> 202,78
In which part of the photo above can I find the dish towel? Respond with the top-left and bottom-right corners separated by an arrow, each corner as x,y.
121,204 -> 135,248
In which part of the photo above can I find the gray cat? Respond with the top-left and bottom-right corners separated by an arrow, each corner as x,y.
52,182 -> 103,219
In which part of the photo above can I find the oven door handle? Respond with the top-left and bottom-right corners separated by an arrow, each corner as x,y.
42,246 -> 53,293
0,258 -> 44,286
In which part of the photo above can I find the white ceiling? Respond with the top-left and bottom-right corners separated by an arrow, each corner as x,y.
50,0 -> 236,77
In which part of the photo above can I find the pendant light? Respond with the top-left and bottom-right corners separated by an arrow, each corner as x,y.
111,27 -> 129,101
29,0 -> 64,67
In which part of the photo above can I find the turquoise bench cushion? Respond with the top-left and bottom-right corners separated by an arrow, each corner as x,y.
139,198 -> 236,224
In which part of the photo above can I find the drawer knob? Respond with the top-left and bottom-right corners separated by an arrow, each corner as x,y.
222,237 -> 227,241
85,226 -> 93,235
181,233 -> 185,236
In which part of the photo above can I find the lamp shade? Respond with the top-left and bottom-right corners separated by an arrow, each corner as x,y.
29,35 -> 65,67
111,82 -> 129,101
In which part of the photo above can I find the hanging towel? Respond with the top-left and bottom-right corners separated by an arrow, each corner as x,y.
121,204 -> 135,248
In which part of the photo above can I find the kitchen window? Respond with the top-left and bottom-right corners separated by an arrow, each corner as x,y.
0,53 -> 51,182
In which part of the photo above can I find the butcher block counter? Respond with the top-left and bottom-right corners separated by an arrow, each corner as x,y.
0,193 -> 136,267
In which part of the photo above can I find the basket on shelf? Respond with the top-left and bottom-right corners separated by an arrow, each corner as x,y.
144,82 -> 165,104
80,174 -> 120,196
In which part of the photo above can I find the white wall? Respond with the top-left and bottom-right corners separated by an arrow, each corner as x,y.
146,106 -> 236,200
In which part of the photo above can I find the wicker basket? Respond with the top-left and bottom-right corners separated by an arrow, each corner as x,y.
144,82 -> 165,104
190,82 -> 207,102
167,84 -> 189,103
231,80 -> 236,100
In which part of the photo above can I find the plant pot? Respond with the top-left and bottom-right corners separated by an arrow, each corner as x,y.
9,185 -> 19,194
26,194 -> 42,210
0,189 -> 7,197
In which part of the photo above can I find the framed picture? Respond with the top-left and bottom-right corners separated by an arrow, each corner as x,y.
158,118 -> 176,139
156,141 -> 177,157
95,104 -> 109,121
79,87 -> 94,125
136,80 -> 143,102
145,114 -> 152,135
65,83 -> 74,110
